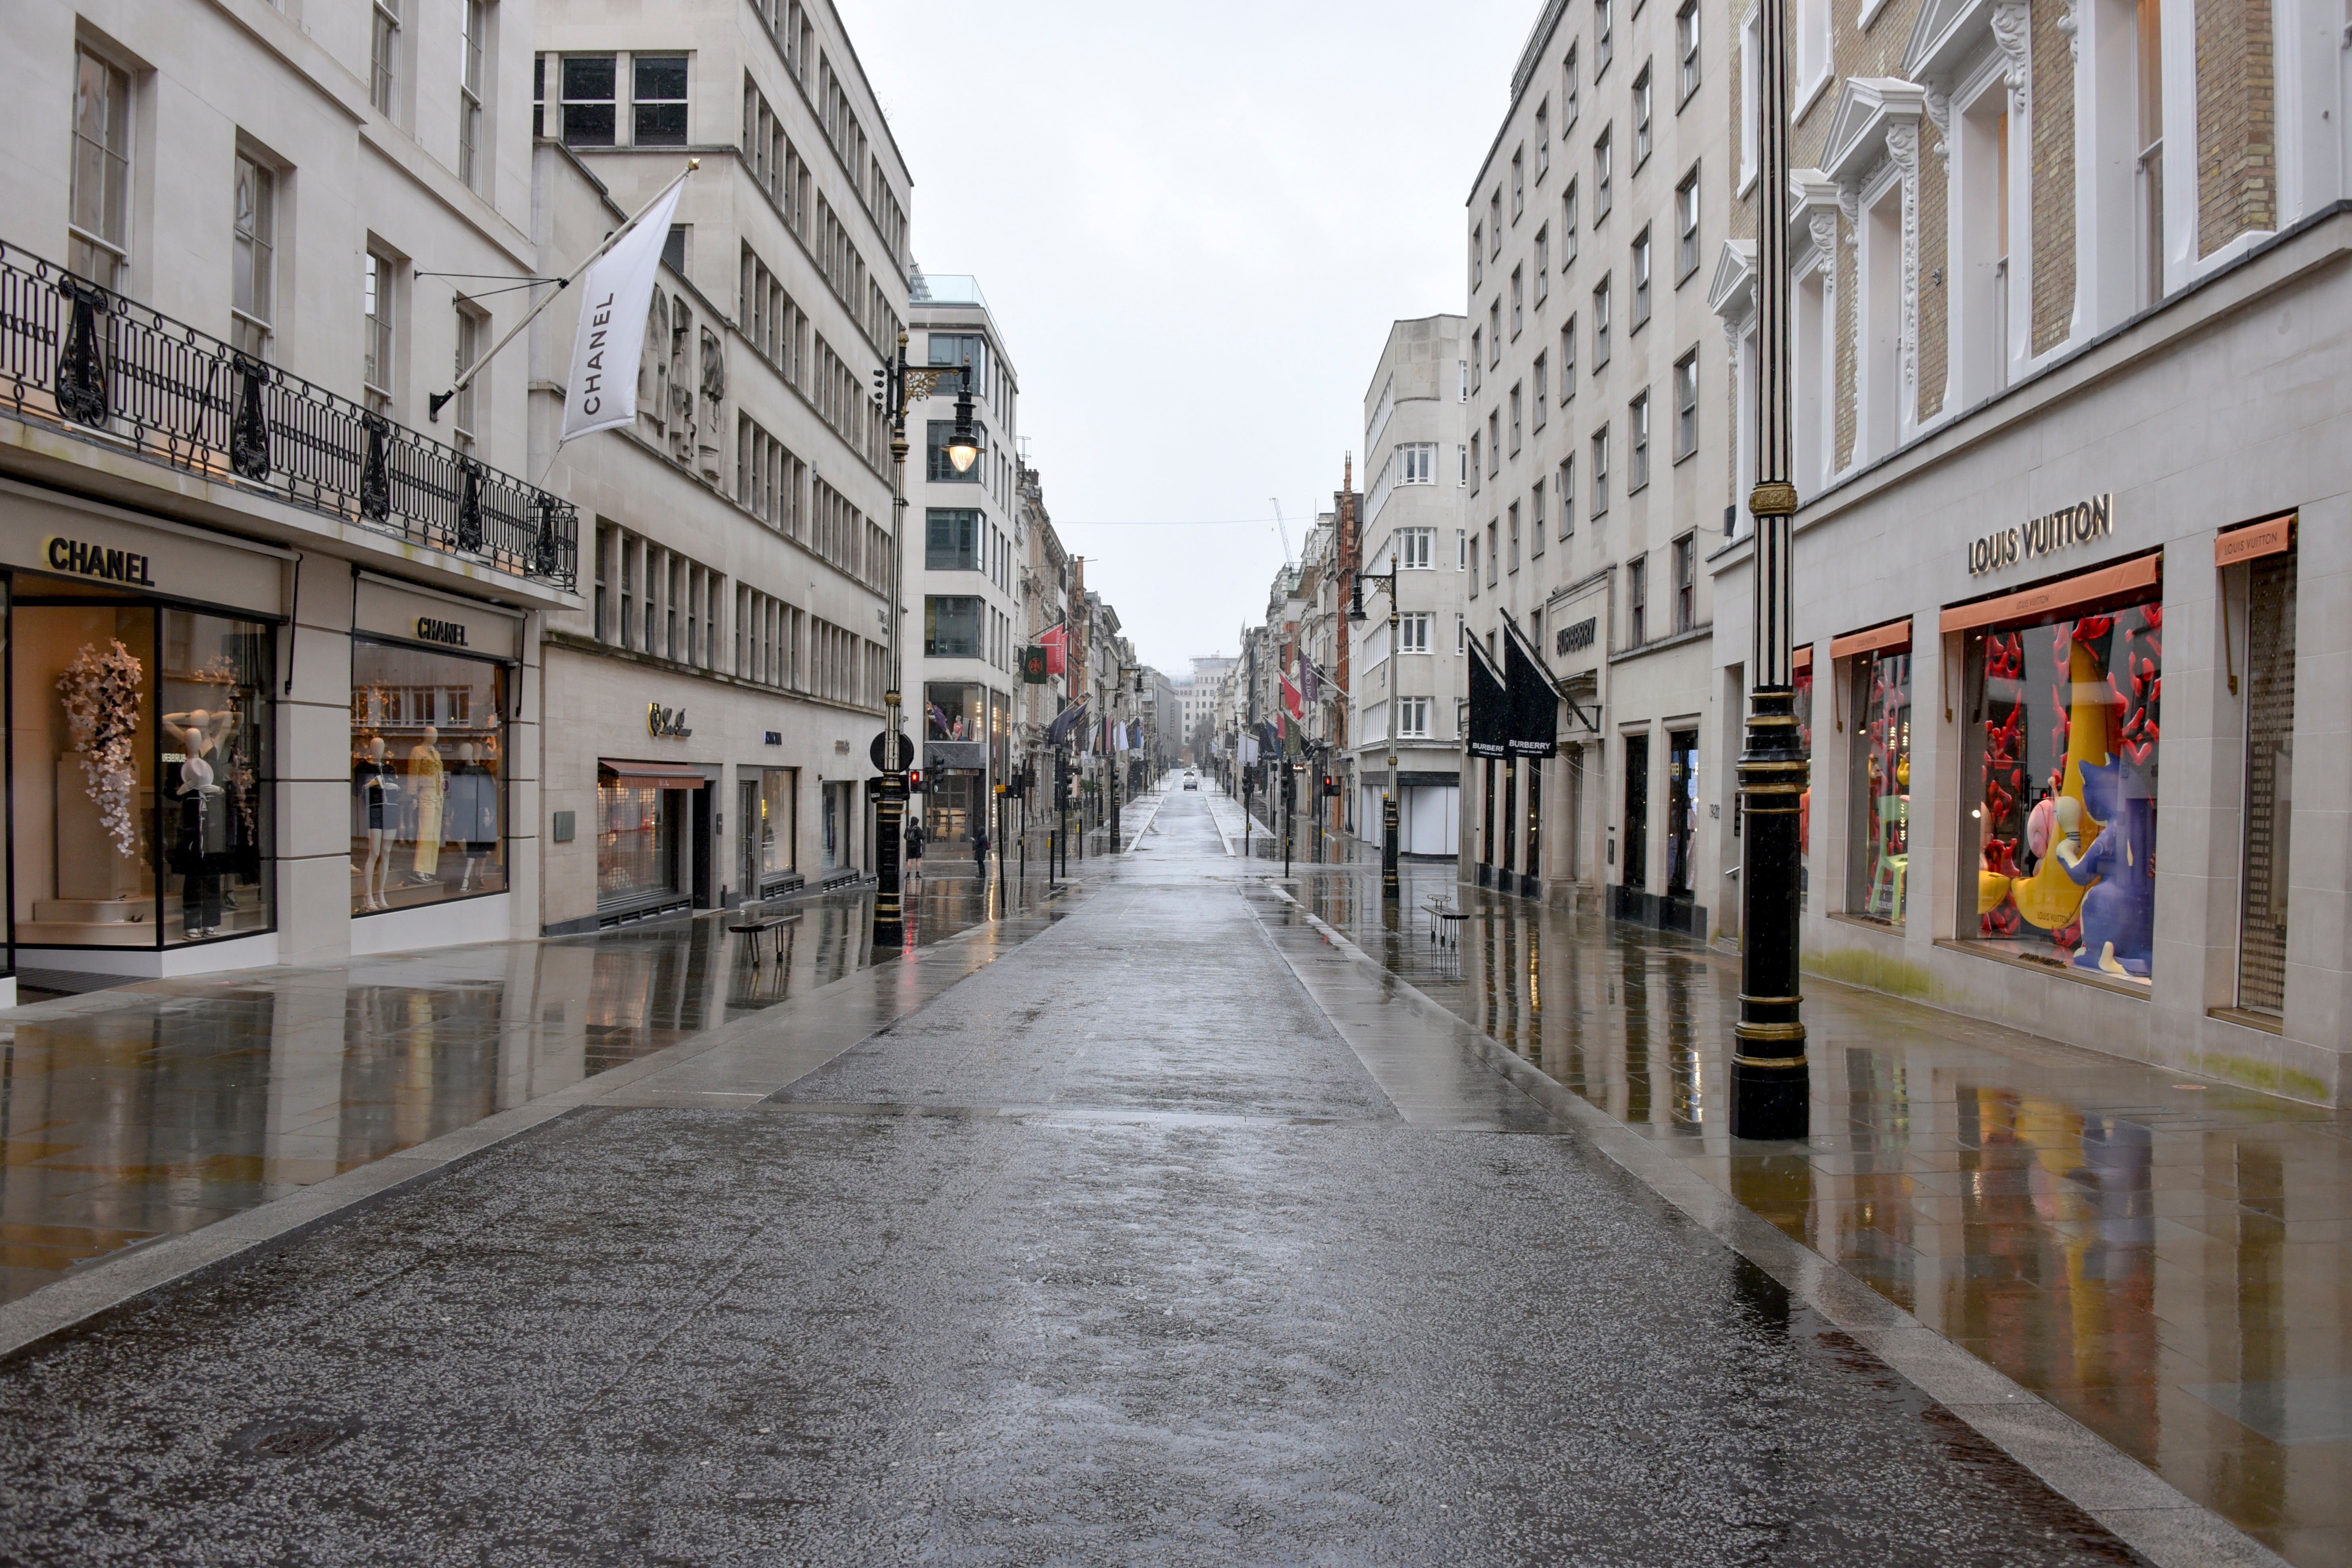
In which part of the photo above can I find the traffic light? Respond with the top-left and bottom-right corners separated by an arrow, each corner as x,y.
1321,774 -> 1340,798
907,768 -> 922,793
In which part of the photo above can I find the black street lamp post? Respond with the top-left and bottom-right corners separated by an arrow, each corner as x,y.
872,342 -> 982,952
1733,0 -> 1809,1140
1348,558 -> 1403,900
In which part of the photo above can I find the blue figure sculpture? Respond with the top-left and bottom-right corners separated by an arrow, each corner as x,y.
2054,754 -> 2156,978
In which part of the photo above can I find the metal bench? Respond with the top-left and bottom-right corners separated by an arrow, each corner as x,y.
728,913 -> 795,965
1425,898 -> 1468,948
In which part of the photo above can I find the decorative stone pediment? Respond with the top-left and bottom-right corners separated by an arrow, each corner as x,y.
1820,78 -> 1930,186
1789,171 -> 1841,260
1903,0 -> 1994,84
1707,238 -> 1758,320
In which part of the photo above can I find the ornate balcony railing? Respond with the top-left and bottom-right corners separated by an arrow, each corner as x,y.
0,240 -> 576,589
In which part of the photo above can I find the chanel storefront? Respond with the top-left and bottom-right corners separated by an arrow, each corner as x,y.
1712,236 -> 2352,1104
0,478 -> 547,1002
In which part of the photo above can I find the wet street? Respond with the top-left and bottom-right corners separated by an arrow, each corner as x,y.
0,785 -> 2327,1565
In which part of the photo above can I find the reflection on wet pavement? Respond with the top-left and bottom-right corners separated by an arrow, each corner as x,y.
0,862 -> 1081,1309
1283,864 -> 2352,1568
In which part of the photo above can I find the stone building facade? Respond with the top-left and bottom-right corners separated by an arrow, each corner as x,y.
1711,0 -> 2352,1104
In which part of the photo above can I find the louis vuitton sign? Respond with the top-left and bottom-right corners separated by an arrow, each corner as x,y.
1968,494 -> 2114,576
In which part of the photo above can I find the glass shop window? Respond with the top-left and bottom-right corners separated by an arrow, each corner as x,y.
11,599 -> 276,951
2236,543 -> 2296,1015
925,681 -> 984,741
1844,649 -> 1913,925
352,639 -> 506,915
926,508 -> 982,571
598,780 -> 680,907
1958,595 -> 2161,985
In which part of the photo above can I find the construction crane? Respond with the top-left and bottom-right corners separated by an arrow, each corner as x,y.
1271,498 -> 1294,566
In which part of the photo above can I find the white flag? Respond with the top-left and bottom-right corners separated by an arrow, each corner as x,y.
560,178 -> 687,443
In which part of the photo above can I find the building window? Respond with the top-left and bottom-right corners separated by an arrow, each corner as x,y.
1846,647 -> 1913,925
1592,426 -> 1610,515
1960,593 -> 2162,985
1469,536 -> 1480,595
1533,353 -> 1549,430
1672,534 -> 1696,632
1594,128 -> 1613,220
1507,503 -> 1521,572
371,0 -> 402,115
1536,103 -> 1551,175
1486,520 -> 1500,585
1469,432 -> 1482,493
459,0 -> 486,187
1398,697 -> 1432,738
1593,277 -> 1611,367
1457,527 -> 1467,567
1634,66 -> 1653,166
1510,267 -> 1524,337
1674,350 -> 1699,458
363,250 -> 397,412
1399,526 -> 1434,568
353,638 -> 505,916
924,595 -> 985,658
1557,455 -> 1576,535
1487,411 -> 1500,472
1471,224 -> 1484,289
2237,541 -> 2298,1013
926,508 -> 983,570
1677,167 -> 1701,280
230,155 -> 275,358
925,420 -> 984,482
452,303 -> 482,450
1561,316 -> 1577,399
1490,301 -> 1503,363
1531,483 -> 1547,556
1678,0 -> 1701,101
1596,0 -> 1614,76
1459,446 -> 1469,487
1534,227 -> 1550,301
1630,391 -> 1651,489
1491,191 -> 1503,254
559,54 -> 617,146
1627,553 -> 1647,646
1511,148 -> 1525,219
533,53 -> 545,137
1471,328 -> 1484,390
1457,612 -> 1467,651
634,55 -> 688,145
1564,44 -> 1580,128
1632,227 -> 1652,328
1399,612 -> 1432,653
1509,386 -> 1522,453
69,48 -> 133,288
1399,444 -> 1437,484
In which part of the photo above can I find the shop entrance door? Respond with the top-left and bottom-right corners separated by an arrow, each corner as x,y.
1666,731 -> 1697,900
738,778 -> 760,904
1623,733 -> 1651,889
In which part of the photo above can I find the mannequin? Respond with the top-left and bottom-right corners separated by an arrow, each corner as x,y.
164,707 -> 237,938
355,735 -> 402,910
451,740 -> 499,893
407,724 -> 446,885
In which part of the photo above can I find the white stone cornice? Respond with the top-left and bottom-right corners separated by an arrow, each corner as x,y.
1991,2 -> 2031,108
1706,238 -> 1760,321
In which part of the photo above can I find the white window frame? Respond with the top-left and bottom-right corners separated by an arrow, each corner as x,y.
1398,612 -> 1432,654
230,154 -> 275,358
1398,696 -> 1432,739
459,0 -> 487,188
1400,445 -> 1437,485
69,46 -> 134,288
1400,526 -> 1435,568
371,0 -> 403,117
1634,65 -> 1653,167
1674,349 -> 1699,459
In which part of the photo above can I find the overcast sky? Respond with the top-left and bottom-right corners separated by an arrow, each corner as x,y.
837,0 -> 1538,676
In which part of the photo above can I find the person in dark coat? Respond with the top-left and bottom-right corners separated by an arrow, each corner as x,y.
971,824 -> 990,875
904,816 -> 925,879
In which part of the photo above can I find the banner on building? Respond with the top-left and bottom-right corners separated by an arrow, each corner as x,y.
1502,616 -> 1559,759
560,176 -> 689,443
1039,623 -> 1068,675
1466,639 -> 1509,759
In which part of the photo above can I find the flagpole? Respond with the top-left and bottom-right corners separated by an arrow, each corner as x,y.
426,160 -> 699,424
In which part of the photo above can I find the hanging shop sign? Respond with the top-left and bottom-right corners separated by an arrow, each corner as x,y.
1967,494 -> 2114,576
647,703 -> 693,737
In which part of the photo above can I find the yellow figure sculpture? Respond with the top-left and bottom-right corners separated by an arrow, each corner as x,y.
409,725 -> 446,881
2012,639 -> 2107,932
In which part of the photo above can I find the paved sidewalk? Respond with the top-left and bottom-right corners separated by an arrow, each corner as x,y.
0,793 -> 2179,1566
1286,866 -> 2352,1568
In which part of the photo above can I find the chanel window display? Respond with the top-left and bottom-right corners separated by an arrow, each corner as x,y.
351,639 -> 506,914
9,595 -> 275,948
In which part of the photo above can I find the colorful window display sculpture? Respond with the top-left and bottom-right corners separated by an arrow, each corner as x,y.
1965,603 -> 2160,981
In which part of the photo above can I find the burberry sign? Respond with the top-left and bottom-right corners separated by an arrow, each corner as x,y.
1968,495 -> 2115,576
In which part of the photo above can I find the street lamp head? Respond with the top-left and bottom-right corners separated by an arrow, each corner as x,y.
946,376 -> 982,472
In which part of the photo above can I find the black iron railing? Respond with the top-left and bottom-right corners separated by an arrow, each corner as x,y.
0,240 -> 576,589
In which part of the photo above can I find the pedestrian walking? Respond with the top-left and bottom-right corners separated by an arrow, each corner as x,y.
904,815 -> 925,879
972,824 -> 990,875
